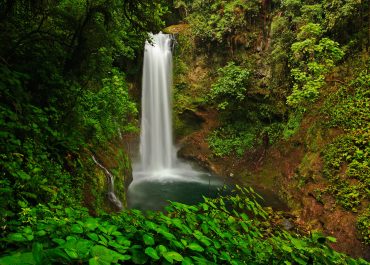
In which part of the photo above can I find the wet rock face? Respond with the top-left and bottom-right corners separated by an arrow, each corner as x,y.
83,137 -> 134,213
175,109 -> 206,139
179,109 -> 205,130
176,108 -> 224,176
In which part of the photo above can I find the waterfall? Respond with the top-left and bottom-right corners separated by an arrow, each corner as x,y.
140,33 -> 175,172
92,155 -> 123,209
132,32 -> 213,186
128,33 -> 223,210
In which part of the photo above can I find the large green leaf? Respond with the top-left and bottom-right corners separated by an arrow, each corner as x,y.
90,245 -> 129,265
131,249 -> 148,265
64,249 -> 78,259
71,224 -> 84,234
182,257 -> 194,265
188,243 -> 204,252
87,233 -> 99,242
32,243 -> 43,264
7,233 -> 26,242
62,238 -> 93,259
44,248 -> 71,263
0,253 -> 36,265
157,228 -> 176,240
143,234 -> 155,246
84,218 -> 99,231
163,251 -> 184,263
52,238 -> 65,246
144,247 -> 160,260
116,236 -> 131,246
156,245 -> 167,256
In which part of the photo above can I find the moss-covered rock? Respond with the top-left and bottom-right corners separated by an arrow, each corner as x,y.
82,138 -> 133,214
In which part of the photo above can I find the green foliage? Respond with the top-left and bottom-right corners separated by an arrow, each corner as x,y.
177,0 -> 260,45
269,0 -> 367,110
208,121 -> 285,157
282,110 -> 304,139
0,0 -> 167,241
208,124 -> 257,157
270,16 -> 295,94
209,62 -> 251,111
206,60 -> 286,157
0,66 -> 86,232
321,0 -> 365,39
1,187 -> 367,265
78,69 -> 138,144
324,70 -> 370,130
319,68 -> 370,243
357,208 -> 370,245
322,70 -> 370,214
323,130 -> 369,211
287,23 -> 344,107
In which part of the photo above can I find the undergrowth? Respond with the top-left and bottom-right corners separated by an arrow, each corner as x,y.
0,187 -> 368,265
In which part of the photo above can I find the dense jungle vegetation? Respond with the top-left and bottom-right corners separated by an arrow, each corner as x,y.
0,0 -> 369,264
171,0 -> 369,258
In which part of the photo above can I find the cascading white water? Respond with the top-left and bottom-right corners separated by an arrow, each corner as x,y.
131,32 -> 219,186
128,33 -> 223,210
139,33 -> 175,172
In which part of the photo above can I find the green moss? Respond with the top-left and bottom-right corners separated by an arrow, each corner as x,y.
297,152 -> 321,184
172,28 -> 211,138
306,123 -> 325,152
112,149 -> 133,207
94,170 -> 108,211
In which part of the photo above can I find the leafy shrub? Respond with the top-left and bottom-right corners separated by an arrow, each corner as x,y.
1,187 -> 367,265
0,66 -> 85,232
183,0 -> 260,44
78,69 -> 138,144
261,122 -> 285,145
208,62 -> 251,111
208,125 -> 257,157
0,0 -> 162,239
322,77 -> 370,238
287,23 -> 344,107
208,121 -> 285,157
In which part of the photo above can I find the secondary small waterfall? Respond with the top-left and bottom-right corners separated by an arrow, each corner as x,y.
139,33 -> 175,172
92,155 -> 123,209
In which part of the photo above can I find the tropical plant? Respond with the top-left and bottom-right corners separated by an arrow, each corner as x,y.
1,187 -> 368,265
